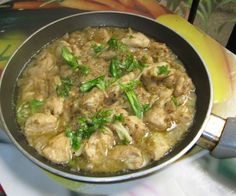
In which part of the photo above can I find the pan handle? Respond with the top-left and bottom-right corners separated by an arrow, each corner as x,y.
197,114 -> 236,158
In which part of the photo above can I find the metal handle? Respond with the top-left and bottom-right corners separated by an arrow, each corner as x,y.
198,114 -> 236,158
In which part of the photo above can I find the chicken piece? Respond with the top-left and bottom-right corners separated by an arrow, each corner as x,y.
174,73 -> 194,97
165,100 -> 176,113
163,74 -> 176,88
121,32 -> 150,48
25,113 -> 58,136
42,133 -> 72,164
45,96 -> 64,116
99,50 -> 117,60
28,53 -> 56,78
48,76 -> 61,96
135,86 -> 151,105
144,107 -> 168,131
124,116 -> 149,141
55,40 -> 71,58
144,62 -> 172,80
108,103 -> 129,117
141,62 -> 173,92
145,133 -> 169,161
170,105 -> 194,124
80,88 -> 105,114
142,53 -> 153,64
156,87 -> 173,107
110,145 -> 144,170
95,28 -> 111,43
84,130 -> 114,164
71,44 -> 81,57
107,72 -> 137,101
20,77 -> 49,101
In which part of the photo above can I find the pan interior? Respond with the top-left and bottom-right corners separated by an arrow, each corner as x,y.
0,12 -> 211,181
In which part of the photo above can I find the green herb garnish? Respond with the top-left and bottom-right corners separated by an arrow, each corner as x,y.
65,127 -> 81,150
92,43 -> 105,54
124,54 -> 147,72
107,37 -> 127,52
120,139 -> 130,145
143,104 -> 151,113
17,99 -> 44,125
61,47 -> 90,75
29,99 -> 44,113
109,57 -> 122,78
109,55 -> 147,79
65,109 -> 113,150
56,78 -> 73,97
80,75 -> 106,92
172,96 -> 179,106
120,80 -> 143,118
113,114 -> 124,123
157,65 -> 170,76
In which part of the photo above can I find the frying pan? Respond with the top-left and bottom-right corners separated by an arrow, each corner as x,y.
0,11 -> 235,183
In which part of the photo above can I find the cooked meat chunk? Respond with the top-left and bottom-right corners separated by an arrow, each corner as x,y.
19,77 -> 49,101
156,87 -> 173,107
45,96 -> 64,116
110,145 -> 144,170
109,103 -> 129,117
55,40 -> 71,58
42,133 -> 72,163
84,129 -> 114,164
25,113 -> 58,135
135,86 -> 151,105
100,50 -> 117,60
48,76 -> 61,96
95,28 -> 111,43
28,53 -> 56,77
165,100 -> 176,113
145,133 -> 169,161
80,88 -> 105,114
143,62 -> 171,79
122,32 -> 150,48
144,107 -> 168,131
107,71 -> 137,101
124,116 -> 149,141
174,73 -> 194,96
141,62 -> 173,92
170,105 -> 194,124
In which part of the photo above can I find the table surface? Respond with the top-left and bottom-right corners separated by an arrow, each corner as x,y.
0,1 -> 236,195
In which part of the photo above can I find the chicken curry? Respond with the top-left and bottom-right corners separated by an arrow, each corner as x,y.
16,27 -> 196,173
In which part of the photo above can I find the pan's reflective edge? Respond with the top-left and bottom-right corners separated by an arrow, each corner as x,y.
0,11 -> 213,183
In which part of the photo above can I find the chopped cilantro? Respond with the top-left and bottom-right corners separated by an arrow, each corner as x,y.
17,99 -> 44,125
92,43 -> 105,54
65,127 -> 81,150
61,47 -> 90,75
56,78 -> 73,97
143,104 -> 151,113
172,96 -> 179,106
66,109 -> 113,147
109,57 -> 123,78
109,55 -> 147,79
120,80 -> 143,118
157,65 -> 170,75
107,37 -> 127,52
113,114 -> 124,123
80,75 -> 106,92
